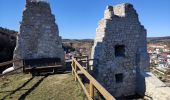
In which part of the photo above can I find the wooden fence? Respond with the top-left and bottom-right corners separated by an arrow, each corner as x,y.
0,59 -> 22,77
0,59 -> 20,67
152,67 -> 166,75
71,57 -> 115,100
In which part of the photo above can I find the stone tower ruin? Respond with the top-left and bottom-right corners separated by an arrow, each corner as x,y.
13,0 -> 64,68
91,3 -> 150,97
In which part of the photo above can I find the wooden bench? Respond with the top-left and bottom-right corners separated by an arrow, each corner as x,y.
23,58 -> 65,74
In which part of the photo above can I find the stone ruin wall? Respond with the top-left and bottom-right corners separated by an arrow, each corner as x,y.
13,0 -> 64,68
138,72 -> 170,100
91,3 -> 150,97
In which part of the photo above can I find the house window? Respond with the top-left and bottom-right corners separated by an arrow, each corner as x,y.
115,45 -> 125,57
115,73 -> 123,83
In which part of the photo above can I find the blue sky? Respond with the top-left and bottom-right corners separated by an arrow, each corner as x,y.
0,0 -> 170,39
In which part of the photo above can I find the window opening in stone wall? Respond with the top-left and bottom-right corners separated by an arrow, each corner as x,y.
115,45 -> 125,57
115,73 -> 123,83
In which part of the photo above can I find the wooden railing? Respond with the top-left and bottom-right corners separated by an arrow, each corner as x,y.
0,59 -> 21,67
152,67 -> 165,75
71,57 -> 115,100
0,59 -> 22,77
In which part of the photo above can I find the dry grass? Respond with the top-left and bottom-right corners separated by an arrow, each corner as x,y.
0,73 -> 86,100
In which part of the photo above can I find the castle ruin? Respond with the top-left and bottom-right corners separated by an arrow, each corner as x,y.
91,3 -> 150,97
13,0 -> 64,68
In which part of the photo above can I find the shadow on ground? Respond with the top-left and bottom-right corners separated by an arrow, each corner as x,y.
0,75 -> 48,100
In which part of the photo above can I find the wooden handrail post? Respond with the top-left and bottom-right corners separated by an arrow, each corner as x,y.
71,58 -> 115,100
89,81 -> 94,98
71,60 -> 74,75
74,62 -> 77,82
86,56 -> 87,69
87,56 -> 90,71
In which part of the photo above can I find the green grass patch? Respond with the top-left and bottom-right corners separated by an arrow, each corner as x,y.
0,73 -> 86,100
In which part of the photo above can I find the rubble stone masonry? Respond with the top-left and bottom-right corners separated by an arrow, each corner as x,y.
13,0 -> 64,68
91,3 -> 150,97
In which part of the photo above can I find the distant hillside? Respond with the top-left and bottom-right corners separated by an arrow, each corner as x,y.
0,27 -> 170,60
0,27 -> 17,62
147,36 -> 170,42
63,36 -> 170,45
147,36 -> 170,48
62,39 -> 93,43
0,27 -> 17,35
62,39 -> 94,57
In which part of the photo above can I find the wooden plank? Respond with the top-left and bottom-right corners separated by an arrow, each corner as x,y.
24,65 -> 63,70
72,65 -> 93,100
153,67 -> 165,75
0,66 -> 22,77
71,60 -> 74,75
74,56 -> 88,58
89,81 -> 94,98
73,58 -> 115,100
77,59 -> 95,62
74,63 -> 77,81
0,59 -> 21,67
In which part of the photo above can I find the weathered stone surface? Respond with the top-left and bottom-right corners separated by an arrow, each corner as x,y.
138,72 -> 170,100
13,0 -> 64,68
91,3 -> 150,97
